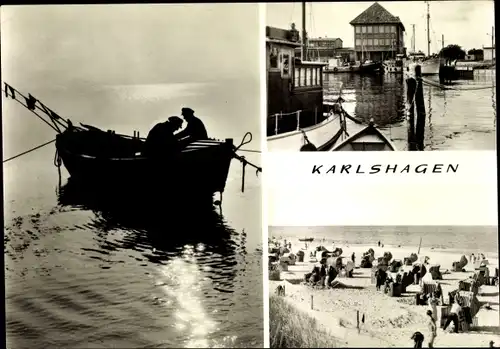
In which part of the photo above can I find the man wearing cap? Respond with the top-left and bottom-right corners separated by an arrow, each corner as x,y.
175,107 -> 209,146
143,116 -> 184,158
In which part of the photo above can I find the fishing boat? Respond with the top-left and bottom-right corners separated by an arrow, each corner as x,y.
266,2 -> 345,152
299,237 -> 314,242
324,56 -> 356,73
332,120 -> 396,151
3,83 -> 260,204
56,123 -> 235,197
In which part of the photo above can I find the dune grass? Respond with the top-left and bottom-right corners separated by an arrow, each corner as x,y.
269,295 -> 339,348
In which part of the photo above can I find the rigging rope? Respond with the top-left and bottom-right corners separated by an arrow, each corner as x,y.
3,138 -> 56,163
232,131 -> 262,193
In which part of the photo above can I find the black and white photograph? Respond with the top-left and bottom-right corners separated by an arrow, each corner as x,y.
266,1 -> 496,151
2,4 -> 263,348
268,225 -> 499,348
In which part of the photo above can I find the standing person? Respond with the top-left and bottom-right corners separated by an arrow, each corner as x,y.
351,252 -> 356,264
175,107 -> 209,146
378,241 -> 381,247
428,292 -> 439,322
443,295 -> 461,333
427,310 -> 437,347
411,331 -> 424,348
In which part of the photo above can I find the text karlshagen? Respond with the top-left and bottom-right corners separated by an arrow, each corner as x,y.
311,163 -> 459,175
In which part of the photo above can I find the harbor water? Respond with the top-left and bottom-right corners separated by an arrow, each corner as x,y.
3,78 -> 263,348
324,72 -> 496,150
270,226 -> 499,258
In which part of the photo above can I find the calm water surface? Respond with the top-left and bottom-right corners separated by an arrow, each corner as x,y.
324,73 -> 496,150
3,78 -> 263,348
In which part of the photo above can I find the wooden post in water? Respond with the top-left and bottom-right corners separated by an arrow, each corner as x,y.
406,77 -> 417,151
357,310 -> 360,333
414,65 -> 426,151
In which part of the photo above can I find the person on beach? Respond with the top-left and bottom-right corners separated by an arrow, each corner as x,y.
411,331 -> 424,348
175,107 -> 209,146
470,253 -> 476,264
378,241 -> 381,247
443,295 -> 461,333
427,310 -> 437,347
428,292 -> 439,322
351,252 -> 356,264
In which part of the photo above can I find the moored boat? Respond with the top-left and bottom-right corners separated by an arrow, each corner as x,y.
56,123 -> 235,198
332,120 -> 396,151
299,237 -> 314,242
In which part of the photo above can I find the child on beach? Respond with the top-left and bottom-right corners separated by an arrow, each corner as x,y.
411,331 -> 424,348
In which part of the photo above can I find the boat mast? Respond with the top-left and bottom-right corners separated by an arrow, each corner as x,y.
426,1 -> 431,56
301,1 -> 307,61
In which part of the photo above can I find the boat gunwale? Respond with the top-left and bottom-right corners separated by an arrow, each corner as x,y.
267,113 -> 340,142
332,124 -> 397,151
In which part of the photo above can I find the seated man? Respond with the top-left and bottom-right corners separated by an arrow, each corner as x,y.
143,116 -> 183,158
175,107 -> 208,147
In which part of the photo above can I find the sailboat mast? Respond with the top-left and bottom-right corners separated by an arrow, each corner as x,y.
426,1 -> 431,56
302,1 -> 307,61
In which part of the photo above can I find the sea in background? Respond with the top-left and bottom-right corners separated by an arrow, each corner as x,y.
324,73 -> 496,151
269,226 -> 499,258
3,78 -> 263,348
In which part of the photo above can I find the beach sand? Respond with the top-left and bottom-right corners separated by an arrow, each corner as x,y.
270,242 -> 500,347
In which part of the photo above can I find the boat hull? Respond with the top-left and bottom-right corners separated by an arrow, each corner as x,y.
407,58 -> 441,75
267,113 -> 344,151
55,127 -> 234,200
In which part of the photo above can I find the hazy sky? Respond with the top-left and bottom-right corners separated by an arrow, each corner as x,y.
1,4 -> 259,86
266,1 -> 495,54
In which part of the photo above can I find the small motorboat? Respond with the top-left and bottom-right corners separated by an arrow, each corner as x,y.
332,120 -> 396,151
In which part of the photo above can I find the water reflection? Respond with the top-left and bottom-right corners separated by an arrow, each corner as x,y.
324,73 -> 406,126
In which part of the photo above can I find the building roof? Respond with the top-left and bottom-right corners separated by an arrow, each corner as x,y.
350,2 -> 405,31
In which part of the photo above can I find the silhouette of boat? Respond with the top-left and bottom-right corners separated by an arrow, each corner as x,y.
299,237 -> 314,242
332,120 -> 396,151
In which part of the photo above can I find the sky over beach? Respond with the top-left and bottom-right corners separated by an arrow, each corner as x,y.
266,1 -> 495,54
1,4 -> 259,86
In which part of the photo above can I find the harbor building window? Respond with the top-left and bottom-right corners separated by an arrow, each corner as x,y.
282,53 -> 290,77
362,26 -> 367,33
294,68 -> 300,86
373,38 -> 379,46
391,26 -> 396,33
385,26 -> 390,33
373,26 -> 378,34
367,39 -> 373,46
356,26 -> 361,33
385,38 -> 391,46
367,26 -> 372,33
312,68 -> 317,85
300,67 -> 306,86
379,26 -> 384,33
356,38 -> 361,46
363,39 -> 367,46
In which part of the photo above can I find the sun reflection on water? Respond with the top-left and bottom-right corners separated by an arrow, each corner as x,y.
158,243 -> 217,348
